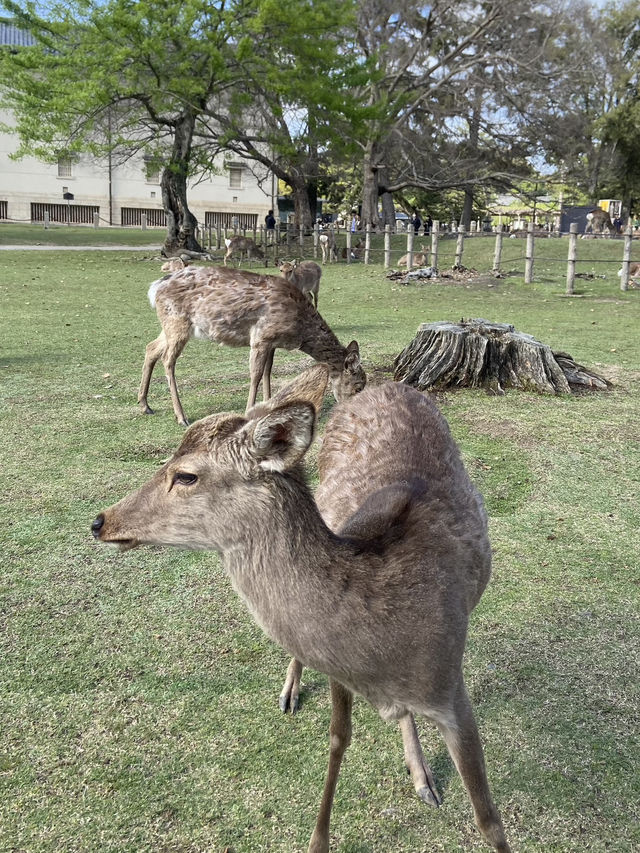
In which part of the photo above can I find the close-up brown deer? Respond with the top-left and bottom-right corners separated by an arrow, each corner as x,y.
140,264 -> 365,425
92,368 -> 510,853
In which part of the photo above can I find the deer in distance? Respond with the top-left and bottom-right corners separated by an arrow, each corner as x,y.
139,264 -> 365,425
583,208 -> 616,237
223,235 -> 265,266
319,228 -> 338,264
398,244 -> 428,268
92,365 -> 510,853
279,259 -> 322,308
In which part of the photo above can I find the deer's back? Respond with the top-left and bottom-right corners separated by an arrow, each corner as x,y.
316,382 -> 491,611
154,266 -> 315,346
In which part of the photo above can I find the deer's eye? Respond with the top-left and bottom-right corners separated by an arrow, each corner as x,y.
172,471 -> 198,486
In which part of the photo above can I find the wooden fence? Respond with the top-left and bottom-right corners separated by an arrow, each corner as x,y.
199,220 -> 636,293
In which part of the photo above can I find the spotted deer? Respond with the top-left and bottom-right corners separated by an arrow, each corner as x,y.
93,368 -> 510,853
223,235 -> 265,266
139,265 -> 365,425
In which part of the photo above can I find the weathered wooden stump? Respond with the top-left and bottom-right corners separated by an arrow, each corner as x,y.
394,319 -> 610,394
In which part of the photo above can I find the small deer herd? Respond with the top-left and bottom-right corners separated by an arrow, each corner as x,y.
90,240 -> 512,852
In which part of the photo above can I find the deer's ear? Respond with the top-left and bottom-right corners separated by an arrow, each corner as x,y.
246,364 -> 329,419
344,340 -> 361,371
248,402 -> 316,472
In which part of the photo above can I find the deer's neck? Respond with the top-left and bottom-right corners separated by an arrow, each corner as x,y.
297,315 -> 346,372
222,472 -> 356,664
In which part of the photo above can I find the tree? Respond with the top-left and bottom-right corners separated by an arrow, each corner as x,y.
337,0 -> 566,229
0,0 -> 297,252
198,0 -> 364,230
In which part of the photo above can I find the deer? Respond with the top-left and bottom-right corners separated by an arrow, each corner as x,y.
160,257 -> 190,273
139,264 -> 365,426
340,237 -> 365,260
92,367 -> 511,853
279,259 -> 321,308
398,244 -> 428,268
618,261 -> 640,287
319,228 -> 338,264
584,208 -> 616,237
223,235 -> 265,266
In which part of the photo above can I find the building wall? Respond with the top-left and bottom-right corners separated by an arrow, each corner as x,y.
0,109 -> 275,228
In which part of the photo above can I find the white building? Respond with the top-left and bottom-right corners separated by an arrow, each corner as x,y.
0,23 -> 275,232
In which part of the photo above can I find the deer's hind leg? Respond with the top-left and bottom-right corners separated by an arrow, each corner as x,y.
157,319 -> 192,427
399,712 -> 441,807
247,342 -> 276,410
279,657 -> 303,713
433,682 -> 510,852
138,330 -> 167,416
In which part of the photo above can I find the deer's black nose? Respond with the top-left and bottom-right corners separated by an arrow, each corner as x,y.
91,514 -> 105,539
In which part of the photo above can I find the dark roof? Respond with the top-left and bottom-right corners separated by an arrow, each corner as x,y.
0,21 -> 37,47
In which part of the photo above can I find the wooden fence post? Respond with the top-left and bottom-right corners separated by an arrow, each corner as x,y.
454,227 -> 465,267
313,223 -> 319,259
525,222 -> 534,283
406,228 -> 414,267
566,222 -> 578,295
299,223 -> 305,253
364,223 -> 371,264
384,224 -> 391,268
493,225 -> 504,271
620,222 -> 633,291
346,228 -> 352,264
431,220 -> 440,269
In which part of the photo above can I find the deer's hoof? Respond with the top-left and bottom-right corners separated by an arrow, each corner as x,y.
278,692 -> 300,714
417,784 -> 441,808
141,405 -> 155,415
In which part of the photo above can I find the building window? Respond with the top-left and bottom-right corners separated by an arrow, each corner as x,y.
229,166 -> 242,189
57,156 -> 72,178
145,161 -> 160,184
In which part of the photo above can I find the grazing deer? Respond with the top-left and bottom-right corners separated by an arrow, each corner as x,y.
319,229 -> 338,264
618,261 -> 640,287
279,259 -> 321,308
92,371 -> 510,853
223,235 -> 265,266
139,264 -> 365,425
161,257 -> 190,273
584,208 -> 615,237
398,244 -> 428,268
340,238 -> 365,260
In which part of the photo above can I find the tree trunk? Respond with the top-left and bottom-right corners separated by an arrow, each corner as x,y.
378,167 -> 395,228
361,141 -> 382,230
394,319 -> 611,394
461,189 -> 474,232
290,175 -> 315,232
162,112 -> 204,256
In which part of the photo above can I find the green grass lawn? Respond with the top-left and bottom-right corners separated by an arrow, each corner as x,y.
1,239 -> 639,852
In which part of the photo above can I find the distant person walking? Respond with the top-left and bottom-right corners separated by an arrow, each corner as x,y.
412,211 -> 422,234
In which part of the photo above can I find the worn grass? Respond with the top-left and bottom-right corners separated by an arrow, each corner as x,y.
1,233 -> 639,852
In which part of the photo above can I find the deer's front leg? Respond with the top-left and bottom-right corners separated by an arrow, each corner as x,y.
307,679 -> 352,853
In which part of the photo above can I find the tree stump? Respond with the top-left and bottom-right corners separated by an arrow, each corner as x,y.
393,319 -> 611,395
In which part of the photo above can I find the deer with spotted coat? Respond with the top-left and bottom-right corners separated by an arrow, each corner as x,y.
93,365 -> 510,853
139,264 -> 365,426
